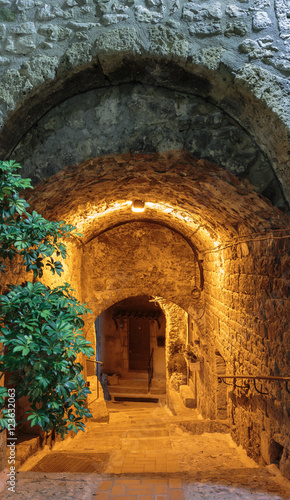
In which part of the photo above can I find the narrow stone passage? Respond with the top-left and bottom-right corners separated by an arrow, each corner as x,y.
1,402 -> 289,499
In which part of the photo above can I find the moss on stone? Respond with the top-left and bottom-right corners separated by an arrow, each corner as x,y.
0,7 -> 16,22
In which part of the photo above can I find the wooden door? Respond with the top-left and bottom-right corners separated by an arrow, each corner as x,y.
129,318 -> 150,370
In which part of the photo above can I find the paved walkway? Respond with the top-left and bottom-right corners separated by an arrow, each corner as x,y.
1,401 -> 290,499
95,478 -> 184,500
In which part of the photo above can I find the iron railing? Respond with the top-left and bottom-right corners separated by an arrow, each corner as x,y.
86,359 -> 103,399
148,348 -> 154,393
218,375 -> 290,395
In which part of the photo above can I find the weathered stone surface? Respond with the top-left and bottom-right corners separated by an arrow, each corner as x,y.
272,55 -> 290,73
135,5 -> 163,23
275,0 -> 290,33
226,5 -> 247,17
102,13 -> 129,25
149,25 -> 189,57
179,384 -> 196,408
36,4 -> 73,21
60,41 -> 92,69
95,26 -> 142,55
253,11 -> 272,30
254,0 -> 271,7
183,1 -> 222,21
239,37 -> 279,61
38,24 -> 72,41
0,6 -> 15,21
184,1 -> 222,36
235,64 -> 290,130
67,21 -> 95,31
11,21 -> 36,35
5,35 -> 36,54
0,0 -> 287,157
0,23 -> 5,39
0,56 -> 9,64
16,0 -> 35,10
224,20 -> 248,37
21,55 -> 58,85
190,22 -> 221,37
13,83 -> 286,209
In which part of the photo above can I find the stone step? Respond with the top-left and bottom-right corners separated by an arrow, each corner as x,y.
126,429 -> 170,438
109,385 -> 148,395
108,378 -> 149,395
179,419 -> 230,434
108,378 -> 166,395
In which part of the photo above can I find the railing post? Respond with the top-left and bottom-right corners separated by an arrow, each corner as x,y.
148,348 -> 154,393
96,362 -> 99,400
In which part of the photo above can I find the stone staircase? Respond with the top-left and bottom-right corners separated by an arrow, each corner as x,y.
108,374 -> 166,402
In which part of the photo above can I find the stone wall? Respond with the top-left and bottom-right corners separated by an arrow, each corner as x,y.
0,1 -> 289,82
202,234 -> 290,475
13,83 -> 286,210
82,222 -> 199,316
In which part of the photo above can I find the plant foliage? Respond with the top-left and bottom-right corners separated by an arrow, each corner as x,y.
0,161 -> 94,437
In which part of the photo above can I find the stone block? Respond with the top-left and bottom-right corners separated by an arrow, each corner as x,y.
16,0 -> 34,10
135,5 -> 163,23
224,20 -> 248,37
261,430 -> 283,465
253,12 -> 272,31
226,5 -> 247,17
189,22 -> 221,37
5,35 -> 36,54
0,6 -> 15,21
179,384 -> 196,408
38,24 -> 72,41
87,397 -> 109,422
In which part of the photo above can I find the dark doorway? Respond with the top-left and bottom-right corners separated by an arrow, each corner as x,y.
129,317 -> 150,370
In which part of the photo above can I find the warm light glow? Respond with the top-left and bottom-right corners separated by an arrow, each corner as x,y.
131,200 -> 146,212
145,201 -> 221,247
73,199 -> 221,250
75,201 -> 132,228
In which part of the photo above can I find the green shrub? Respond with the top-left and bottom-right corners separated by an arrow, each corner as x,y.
0,161 -> 94,437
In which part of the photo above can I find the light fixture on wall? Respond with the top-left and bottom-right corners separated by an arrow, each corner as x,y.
131,200 -> 146,213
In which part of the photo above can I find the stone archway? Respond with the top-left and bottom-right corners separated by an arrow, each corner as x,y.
19,150 -> 289,475
93,294 -> 167,400
0,59 -> 289,206
1,149 -> 289,475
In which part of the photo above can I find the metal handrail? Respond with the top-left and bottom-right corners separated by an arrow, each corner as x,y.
148,348 -> 154,393
218,375 -> 290,395
86,359 -> 103,399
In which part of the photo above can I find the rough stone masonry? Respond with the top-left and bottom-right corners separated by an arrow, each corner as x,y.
0,0 -> 289,486
0,1 -> 289,201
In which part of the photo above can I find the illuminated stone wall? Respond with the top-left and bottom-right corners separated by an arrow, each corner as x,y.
202,236 -> 290,475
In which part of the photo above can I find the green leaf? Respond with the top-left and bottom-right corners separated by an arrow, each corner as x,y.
0,160 -> 92,438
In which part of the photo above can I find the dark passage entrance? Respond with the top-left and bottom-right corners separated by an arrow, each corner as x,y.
129,317 -> 150,370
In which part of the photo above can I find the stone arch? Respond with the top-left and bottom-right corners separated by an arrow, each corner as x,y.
92,294 -> 167,395
0,56 -> 289,205
2,148 -> 290,473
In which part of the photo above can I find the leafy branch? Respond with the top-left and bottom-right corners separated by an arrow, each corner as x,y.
0,161 -> 93,437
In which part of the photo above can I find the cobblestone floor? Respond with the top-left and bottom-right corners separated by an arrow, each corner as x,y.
0,401 -> 289,499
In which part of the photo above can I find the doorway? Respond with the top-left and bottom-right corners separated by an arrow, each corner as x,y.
129,317 -> 150,370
